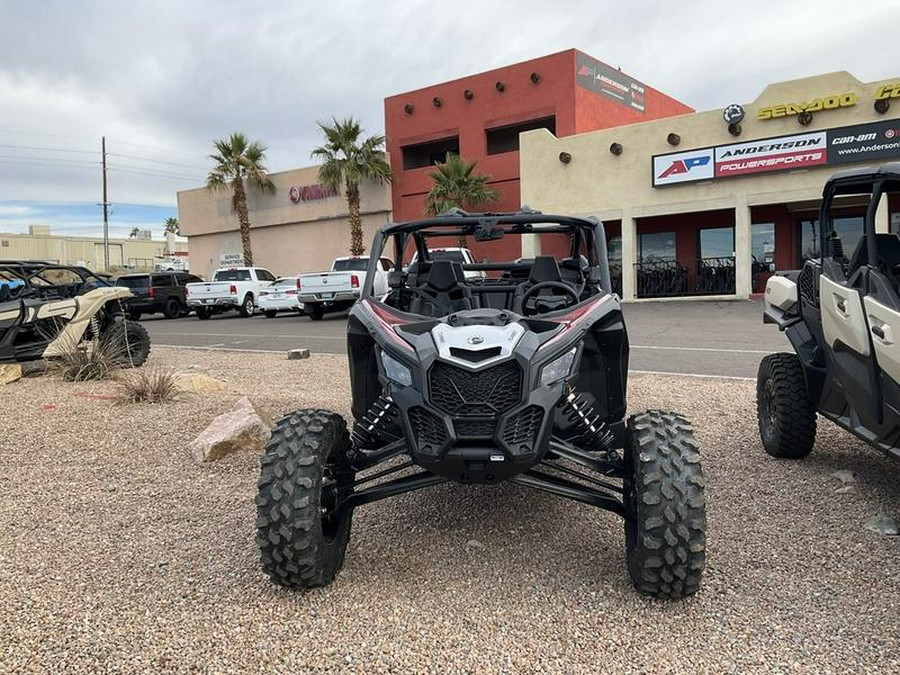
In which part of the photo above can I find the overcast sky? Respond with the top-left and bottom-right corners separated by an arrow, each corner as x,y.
0,0 -> 897,237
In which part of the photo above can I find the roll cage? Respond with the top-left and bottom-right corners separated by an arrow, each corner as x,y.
0,260 -> 112,301
359,210 -> 614,316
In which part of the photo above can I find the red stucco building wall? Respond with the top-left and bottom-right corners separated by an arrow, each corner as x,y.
384,49 -> 693,260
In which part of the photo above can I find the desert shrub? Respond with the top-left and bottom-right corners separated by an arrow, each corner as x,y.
51,333 -> 129,381
119,367 -> 179,404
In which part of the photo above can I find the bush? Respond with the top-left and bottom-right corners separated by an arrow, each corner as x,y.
119,367 -> 179,404
51,333 -> 129,382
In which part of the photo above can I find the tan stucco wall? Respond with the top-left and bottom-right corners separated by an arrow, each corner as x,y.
520,71 -> 900,300
177,164 -> 392,279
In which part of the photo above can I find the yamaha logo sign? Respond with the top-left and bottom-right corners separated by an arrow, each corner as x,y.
467,335 -> 484,345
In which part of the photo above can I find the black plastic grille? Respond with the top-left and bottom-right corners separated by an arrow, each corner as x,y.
407,406 -> 447,454
798,266 -> 818,306
454,419 -> 496,438
429,361 -> 522,416
502,406 -> 544,454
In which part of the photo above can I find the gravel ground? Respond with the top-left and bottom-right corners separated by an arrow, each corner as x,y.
1,348 -> 898,674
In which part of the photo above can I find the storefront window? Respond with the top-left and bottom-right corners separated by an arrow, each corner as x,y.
752,223 -> 776,271
639,231 -> 676,261
699,227 -> 735,259
799,216 -> 864,264
607,236 -> 622,261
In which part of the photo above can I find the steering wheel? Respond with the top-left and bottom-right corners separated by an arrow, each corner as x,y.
519,281 -> 579,316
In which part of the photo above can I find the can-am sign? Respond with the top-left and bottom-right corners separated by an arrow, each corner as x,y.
652,120 -> 900,187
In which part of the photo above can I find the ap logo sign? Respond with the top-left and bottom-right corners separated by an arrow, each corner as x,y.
653,150 -> 715,186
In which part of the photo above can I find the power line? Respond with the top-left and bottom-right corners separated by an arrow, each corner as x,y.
0,143 -> 97,155
106,165 -> 202,181
0,157 -> 100,170
107,152 -> 207,171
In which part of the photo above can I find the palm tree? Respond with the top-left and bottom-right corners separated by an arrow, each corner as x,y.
312,117 -> 392,256
425,154 -> 499,246
425,153 -> 500,216
128,227 -> 140,239
206,132 -> 276,265
163,217 -> 180,236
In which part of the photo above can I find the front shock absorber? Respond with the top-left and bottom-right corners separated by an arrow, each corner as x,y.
559,389 -> 615,452
351,395 -> 398,449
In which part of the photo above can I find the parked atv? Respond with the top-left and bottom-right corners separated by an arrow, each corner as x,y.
0,260 -> 150,367
758,163 -> 900,461
256,211 -> 707,599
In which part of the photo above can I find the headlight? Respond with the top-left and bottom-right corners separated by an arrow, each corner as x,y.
381,350 -> 413,387
540,347 -> 577,386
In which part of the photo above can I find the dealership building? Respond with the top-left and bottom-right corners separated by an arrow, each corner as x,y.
178,61 -> 900,299
177,164 -> 391,280
520,71 -> 900,301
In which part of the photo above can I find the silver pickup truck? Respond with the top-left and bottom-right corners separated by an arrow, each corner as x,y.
298,256 -> 391,320
185,266 -> 278,319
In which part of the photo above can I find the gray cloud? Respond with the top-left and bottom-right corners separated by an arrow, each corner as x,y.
0,0 -> 897,207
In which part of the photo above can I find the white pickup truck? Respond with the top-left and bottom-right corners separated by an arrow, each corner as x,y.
409,247 -> 484,280
185,266 -> 278,319
298,256 -> 391,320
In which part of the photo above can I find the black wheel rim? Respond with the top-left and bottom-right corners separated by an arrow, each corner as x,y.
320,465 -> 350,541
761,379 -> 776,442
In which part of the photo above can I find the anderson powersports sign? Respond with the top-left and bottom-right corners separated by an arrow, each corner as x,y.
575,52 -> 646,113
652,118 -> 900,187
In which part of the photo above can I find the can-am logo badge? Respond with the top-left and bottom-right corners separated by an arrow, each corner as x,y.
658,155 -> 711,179
468,335 -> 484,345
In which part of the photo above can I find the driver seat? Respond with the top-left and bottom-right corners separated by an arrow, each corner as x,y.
512,255 -> 564,314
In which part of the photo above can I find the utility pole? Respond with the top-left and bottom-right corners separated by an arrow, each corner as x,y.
102,136 -> 109,270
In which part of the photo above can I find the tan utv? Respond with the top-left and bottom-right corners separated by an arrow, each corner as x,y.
0,261 -> 150,366
759,163 -> 900,462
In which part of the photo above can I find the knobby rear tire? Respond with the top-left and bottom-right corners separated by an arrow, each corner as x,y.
756,353 -> 817,459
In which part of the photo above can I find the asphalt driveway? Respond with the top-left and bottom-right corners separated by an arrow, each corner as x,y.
142,299 -> 789,379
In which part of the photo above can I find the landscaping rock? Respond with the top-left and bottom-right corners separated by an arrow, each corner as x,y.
830,470 -> 855,484
864,513 -> 899,536
175,372 -> 227,394
0,364 -> 22,385
189,396 -> 270,462
288,348 -> 310,360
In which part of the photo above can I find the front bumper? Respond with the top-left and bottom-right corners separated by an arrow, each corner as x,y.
388,359 -> 563,483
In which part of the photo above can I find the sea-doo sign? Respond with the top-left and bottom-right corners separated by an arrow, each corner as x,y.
757,93 -> 857,120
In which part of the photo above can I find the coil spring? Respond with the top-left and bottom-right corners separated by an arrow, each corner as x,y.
351,395 -> 398,449
559,390 -> 614,452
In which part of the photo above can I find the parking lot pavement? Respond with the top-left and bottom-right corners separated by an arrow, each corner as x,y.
143,299 -> 790,379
